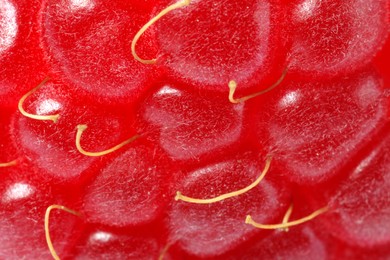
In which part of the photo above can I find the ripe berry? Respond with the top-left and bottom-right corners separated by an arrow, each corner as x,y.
252,69 -> 388,185
0,0 -> 49,106
0,0 -> 389,258
11,79 -> 137,182
169,151 -> 290,256
137,82 -> 245,164
288,0 -> 389,78
81,143 -> 174,227
153,0 -> 290,95
0,163 -> 83,258
40,0 -> 162,103
68,224 -> 168,259
317,130 -> 390,248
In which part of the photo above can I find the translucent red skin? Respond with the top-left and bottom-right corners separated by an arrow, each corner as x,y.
374,38 -> 390,94
0,0 -> 49,106
39,0 -> 163,104
0,0 -> 389,259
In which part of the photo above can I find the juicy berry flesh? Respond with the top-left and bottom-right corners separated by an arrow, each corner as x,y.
0,0 -> 389,259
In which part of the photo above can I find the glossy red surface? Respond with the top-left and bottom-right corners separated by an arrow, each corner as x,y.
0,0 -> 389,258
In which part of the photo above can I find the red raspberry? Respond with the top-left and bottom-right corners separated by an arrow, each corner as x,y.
0,0 -> 389,258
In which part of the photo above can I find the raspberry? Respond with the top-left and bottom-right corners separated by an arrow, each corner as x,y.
0,0 -> 48,106
41,0 -> 161,103
289,0 -> 389,78
11,78 -> 138,182
225,226 -> 328,259
0,0 -> 389,259
252,69 -> 388,185
138,82 -> 245,163
169,153 -> 290,256
152,0 -> 290,94
315,130 -> 390,248
69,225 -> 167,259
0,163 -> 82,259
81,142 -> 173,227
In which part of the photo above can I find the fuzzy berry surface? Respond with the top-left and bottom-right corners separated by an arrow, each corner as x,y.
0,0 -> 390,259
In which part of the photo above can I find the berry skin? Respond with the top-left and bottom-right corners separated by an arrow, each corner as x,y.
0,107 -> 18,165
0,0 -> 49,106
251,69 -> 388,185
68,225 -> 168,259
40,0 -> 162,103
11,79 -> 138,182
137,82 -> 245,164
288,0 -> 389,78
225,226 -> 328,260
80,142 -> 174,227
168,151 -> 291,257
153,0 -> 290,95
316,129 -> 390,248
0,163 -> 83,259
0,0 -> 390,259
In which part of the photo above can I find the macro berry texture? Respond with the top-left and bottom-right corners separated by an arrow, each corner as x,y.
0,0 -> 389,259
41,0 -> 161,103
288,0 -> 389,78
